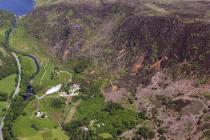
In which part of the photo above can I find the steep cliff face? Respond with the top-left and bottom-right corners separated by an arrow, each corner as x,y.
24,1 -> 210,75
112,15 -> 210,74
24,2 -> 133,60
104,12 -> 210,140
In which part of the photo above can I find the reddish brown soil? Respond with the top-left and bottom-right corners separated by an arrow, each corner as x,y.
102,87 -> 130,102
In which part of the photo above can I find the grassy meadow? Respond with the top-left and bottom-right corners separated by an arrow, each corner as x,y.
19,55 -> 37,79
14,95 -> 68,140
0,74 -> 16,121
0,74 -> 16,95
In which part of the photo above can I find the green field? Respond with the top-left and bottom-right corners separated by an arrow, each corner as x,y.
10,23 -> 47,62
33,60 -> 71,90
39,95 -> 65,122
18,128 -> 68,140
0,74 -> 16,95
14,95 -> 68,140
19,55 -> 37,79
75,97 -> 105,120
0,74 -> 16,121
10,22 -> 71,92
98,133 -> 113,139
10,20 -> 73,140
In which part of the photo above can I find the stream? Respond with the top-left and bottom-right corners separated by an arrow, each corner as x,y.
0,49 -> 40,140
0,1 -> 37,139
0,22 -> 40,140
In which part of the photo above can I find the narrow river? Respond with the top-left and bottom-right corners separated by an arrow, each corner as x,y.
0,31 -> 41,140
0,1 -> 36,139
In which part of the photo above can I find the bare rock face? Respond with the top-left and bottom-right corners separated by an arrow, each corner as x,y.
102,87 -> 129,103
131,71 -> 209,140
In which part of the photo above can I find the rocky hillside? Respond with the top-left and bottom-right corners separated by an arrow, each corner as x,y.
20,0 -> 210,139
24,0 -> 210,73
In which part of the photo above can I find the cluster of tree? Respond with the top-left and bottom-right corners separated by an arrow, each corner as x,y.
3,96 -> 26,140
0,49 -> 17,79
0,92 -> 8,101
1,11 -> 36,140
62,99 -> 146,140
31,123 -> 39,131
51,98 -> 65,108
104,101 -> 123,113
2,59 -> 34,139
73,59 -> 90,74
79,79 -> 104,97
133,127 -> 155,140
0,12 -> 16,79
62,72 -> 148,139
2,61 -> 34,139
63,121 -> 97,140
4,28 -> 12,47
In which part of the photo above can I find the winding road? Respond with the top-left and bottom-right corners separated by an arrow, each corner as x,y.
0,52 -> 21,140
12,52 -> 21,97
0,14 -> 41,139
